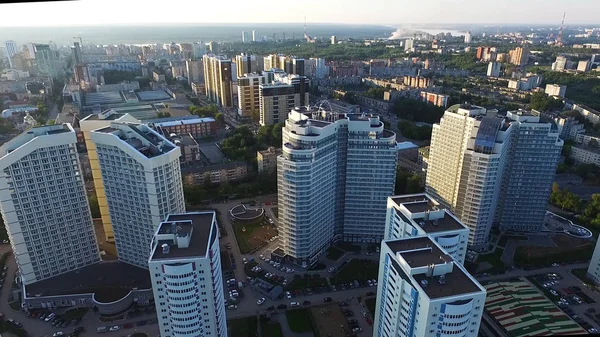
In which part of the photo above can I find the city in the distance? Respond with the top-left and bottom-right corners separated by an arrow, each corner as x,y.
0,1 -> 599,336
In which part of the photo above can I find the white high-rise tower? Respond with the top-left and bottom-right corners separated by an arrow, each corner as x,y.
0,124 -> 101,285
90,122 -> 185,268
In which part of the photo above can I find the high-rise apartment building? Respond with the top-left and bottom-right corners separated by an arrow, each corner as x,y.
186,59 -> 203,85
263,54 -> 305,76
464,31 -> 472,44
252,30 -> 257,42
90,122 -> 185,268
577,60 -> 592,72
192,41 -> 206,59
508,46 -> 528,66
149,212 -> 227,337
373,236 -> 486,337
203,54 -> 233,107
494,111 -> 563,232
276,107 -> 397,267
426,105 -> 562,248
331,36 -> 338,45
207,41 -> 219,54
259,73 -> 309,125
404,39 -> 414,51
33,44 -> 58,78
552,56 -> 569,71
235,53 -> 258,78
0,124 -> 101,285
241,31 -> 248,43
79,110 -> 140,243
237,73 -> 267,118
587,238 -> 600,285
384,194 -> 469,263
4,40 -> 17,68
487,62 -> 501,77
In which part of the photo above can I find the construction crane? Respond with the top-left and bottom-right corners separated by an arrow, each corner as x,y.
556,12 -> 566,46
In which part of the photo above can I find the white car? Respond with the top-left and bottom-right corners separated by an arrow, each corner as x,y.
242,258 -> 247,264
290,301 -> 300,307
109,325 -> 120,332
53,333 -> 64,337
286,291 -> 292,299
259,255 -> 265,260
367,280 -> 373,287
257,298 -> 266,305
228,305 -> 238,310
265,258 -> 270,263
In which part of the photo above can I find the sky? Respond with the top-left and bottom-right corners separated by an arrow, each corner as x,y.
0,0 -> 598,27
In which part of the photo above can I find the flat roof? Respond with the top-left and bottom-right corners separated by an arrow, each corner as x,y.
84,91 -> 124,106
82,112 -> 126,121
387,237 -> 452,268
412,267 -> 482,299
385,237 -> 482,299
417,212 -> 466,233
136,90 -> 172,101
25,262 -> 151,298
151,212 -> 216,260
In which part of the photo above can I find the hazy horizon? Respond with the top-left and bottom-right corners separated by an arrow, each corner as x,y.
0,0 -> 598,27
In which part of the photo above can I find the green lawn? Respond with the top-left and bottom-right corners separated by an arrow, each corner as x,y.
365,298 -> 376,317
232,219 -> 268,254
514,244 -> 593,268
332,259 -> 378,285
261,320 -> 284,337
285,309 -> 313,333
8,301 -> 20,311
337,241 -> 361,252
61,308 -> 88,321
228,316 -> 258,337
476,248 -> 507,273
286,277 -> 329,291
326,246 -> 345,260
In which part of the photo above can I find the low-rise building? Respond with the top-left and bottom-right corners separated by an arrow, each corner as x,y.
170,133 -> 200,162
545,84 -> 567,98
576,133 -> 600,146
419,91 -> 449,107
150,116 -> 217,139
257,147 -> 282,174
183,161 -> 248,186
570,144 -> 600,166
356,95 -> 392,113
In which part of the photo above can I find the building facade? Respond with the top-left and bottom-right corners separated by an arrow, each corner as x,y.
385,194 -> 470,263
259,74 -> 309,126
79,110 -> 141,243
203,54 -> 233,108
235,53 -> 258,78
149,212 -> 227,337
426,105 -> 562,248
257,147 -> 282,174
186,59 -> 203,85
277,107 -> 397,267
150,117 -> 217,139
90,122 -> 186,268
545,84 -> 567,98
373,236 -> 486,337
487,62 -> 501,77
237,74 -> 266,118
0,124 -> 101,285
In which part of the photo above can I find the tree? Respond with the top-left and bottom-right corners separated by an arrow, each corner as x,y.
397,120 -> 432,141
215,113 -> 225,126
529,92 -> 564,112
590,139 -> 599,148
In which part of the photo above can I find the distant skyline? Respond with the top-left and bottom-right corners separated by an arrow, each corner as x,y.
1,0 -> 599,27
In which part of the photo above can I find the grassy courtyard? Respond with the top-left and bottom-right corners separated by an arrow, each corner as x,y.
476,248 -> 507,273
260,320 -> 284,337
332,259 -> 379,285
285,308 -> 313,333
365,298 -> 377,317
228,316 -> 258,337
232,218 -> 277,254
514,235 -> 593,268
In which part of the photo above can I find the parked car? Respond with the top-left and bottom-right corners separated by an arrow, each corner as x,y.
257,298 -> 266,306
290,302 -> 300,307
324,297 -> 332,303
109,325 -> 120,332
277,304 -> 287,310
228,305 -> 238,310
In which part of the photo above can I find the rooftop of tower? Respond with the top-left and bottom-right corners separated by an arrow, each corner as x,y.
390,193 -> 467,233
93,122 -> 176,158
150,212 -> 217,261
0,123 -> 74,158
385,236 -> 483,299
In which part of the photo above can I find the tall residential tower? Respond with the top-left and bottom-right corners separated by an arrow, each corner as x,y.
149,212 -> 227,337
90,122 -> 185,268
0,124 -> 100,285
276,107 -> 397,267
203,54 -> 233,108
